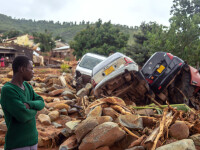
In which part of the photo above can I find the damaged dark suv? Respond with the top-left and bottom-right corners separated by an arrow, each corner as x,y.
141,52 -> 200,108
141,52 -> 185,94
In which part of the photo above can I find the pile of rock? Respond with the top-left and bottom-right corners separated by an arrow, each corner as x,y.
59,97 -> 144,150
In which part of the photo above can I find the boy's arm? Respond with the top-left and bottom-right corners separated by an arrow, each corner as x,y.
1,87 -> 37,123
25,85 -> 45,111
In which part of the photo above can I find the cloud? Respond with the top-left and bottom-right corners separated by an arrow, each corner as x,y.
0,0 -> 173,26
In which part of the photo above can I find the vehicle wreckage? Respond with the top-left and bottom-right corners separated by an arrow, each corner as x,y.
91,52 -> 200,109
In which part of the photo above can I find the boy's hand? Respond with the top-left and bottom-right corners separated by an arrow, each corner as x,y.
24,103 -> 30,109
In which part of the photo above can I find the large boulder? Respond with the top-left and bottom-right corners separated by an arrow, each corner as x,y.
189,134 -> 200,146
156,139 -> 195,150
169,121 -> 189,140
79,122 -> 125,150
116,114 -> 143,130
59,135 -> 78,150
65,120 -> 81,134
75,116 -> 113,143
87,105 -> 102,118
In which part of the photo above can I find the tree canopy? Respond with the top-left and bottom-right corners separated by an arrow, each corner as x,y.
124,0 -> 200,66
144,0 -> 200,66
70,19 -> 129,59
33,31 -> 56,52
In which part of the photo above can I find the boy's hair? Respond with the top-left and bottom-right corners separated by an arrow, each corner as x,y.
12,56 -> 31,73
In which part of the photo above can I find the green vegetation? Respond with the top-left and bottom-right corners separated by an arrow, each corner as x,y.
129,0 -> 200,66
70,19 -> 129,59
33,31 -> 56,52
60,63 -> 70,73
0,14 -> 136,44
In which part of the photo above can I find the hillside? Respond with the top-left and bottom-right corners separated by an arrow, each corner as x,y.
0,13 -> 137,44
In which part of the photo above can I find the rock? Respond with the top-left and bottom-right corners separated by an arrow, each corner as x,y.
38,114 -> 51,125
97,116 -> 113,124
189,134 -> 200,146
59,75 -> 67,87
68,107 -> 78,114
45,97 -> 54,103
7,71 -> 13,78
77,88 -> 87,97
59,108 -> 68,115
30,81 -> 35,86
52,122 -> 62,128
62,91 -> 75,99
125,146 -> 145,150
116,114 -> 143,130
75,116 -> 113,143
40,83 -> 46,88
60,128 -> 71,138
65,120 -> 81,134
63,96 -> 70,100
0,121 -> 7,133
85,83 -> 92,94
79,122 -> 125,150
117,134 -> 138,150
0,136 -> 5,146
87,105 -> 102,118
156,139 -> 195,150
103,107 -> 118,120
0,78 -> 10,84
49,89 -> 64,96
59,135 -> 78,150
35,82 -> 41,87
135,109 -> 155,116
38,136 -> 52,148
46,86 -> 57,92
65,100 -> 75,105
169,121 -> 189,140
54,103 -> 70,111
53,98 -> 60,102
96,146 -> 110,150
75,117 -> 99,143
0,109 -> 4,118
36,107 -> 50,118
48,110 -> 60,121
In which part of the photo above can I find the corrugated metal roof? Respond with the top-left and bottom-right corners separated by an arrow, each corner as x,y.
53,45 -> 70,50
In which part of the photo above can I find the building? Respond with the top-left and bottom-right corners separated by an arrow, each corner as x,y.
4,34 -> 35,48
0,43 -> 33,65
51,45 -> 75,61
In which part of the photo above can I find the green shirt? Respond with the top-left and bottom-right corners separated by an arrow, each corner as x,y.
0,81 -> 45,150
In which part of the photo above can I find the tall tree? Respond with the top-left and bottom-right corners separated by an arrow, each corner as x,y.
70,19 -> 129,59
2,30 -> 22,39
144,0 -> 200,66
124,22 -> 159,65
33,31 -> 55,52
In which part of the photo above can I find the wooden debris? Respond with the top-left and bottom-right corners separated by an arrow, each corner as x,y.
119,123 -> 140,139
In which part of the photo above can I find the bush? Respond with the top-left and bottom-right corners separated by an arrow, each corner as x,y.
60,63 -> 71,73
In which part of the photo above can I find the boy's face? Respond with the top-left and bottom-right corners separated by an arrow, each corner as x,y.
22,61 -> 34,81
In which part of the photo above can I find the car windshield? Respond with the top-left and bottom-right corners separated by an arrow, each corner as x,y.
79,55 -> 103,70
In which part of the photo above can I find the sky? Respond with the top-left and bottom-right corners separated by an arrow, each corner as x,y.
0,0 -> 173,27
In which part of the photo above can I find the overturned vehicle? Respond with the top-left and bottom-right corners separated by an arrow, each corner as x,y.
92,52 -> 151,105
93,52 -> 200,109
141,52 -> 200,109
